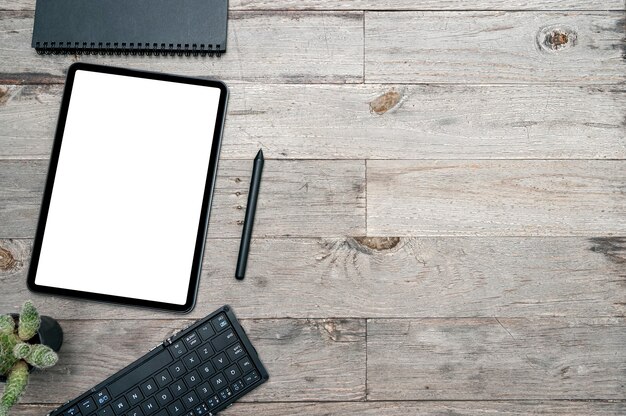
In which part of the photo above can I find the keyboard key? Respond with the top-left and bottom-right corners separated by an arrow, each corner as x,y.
154,410 -> 168,416
238,356 -> 253,373
155,388 -> 174,406
111,397 -> 129,415
197,324 -> 215,341
226,343 -> 244,361
62,405 -> 80,416
108,350 -> 173,397
126,407 -> 144,416
182,391 -> 199,409
169,341 -> 187,359
231,380 -> 245,394
183,351 -> 200,369
211,329 -> 236,351
169,361 -> 185,379
197,343 -> 213,360
194,403 -> 210,415
184,370 -> 201,388
209,373 -> 227,391
224,364 -> 241,381
198,362 -> 215,379
97,405 -> 114,416
243,371 -> 260,386
78,398 -> 96,414
167,400 -> 185,416
93,389 -> 111,407
126,387 -> 143,406
141,397 -> 158,415
212,352 -> 229,370
140,378 -> 157,396
206,395 -> 220,409
154,369 -> 172,387
218,387 -> 233,401
183,332 -> 200,349
196,382 -> 212,399
170,380 -> 187,397
211,314 -> 230,332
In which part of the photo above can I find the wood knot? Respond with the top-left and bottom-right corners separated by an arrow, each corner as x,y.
369,90 -> 401,115
0,86 -> 9,106
550,32 -> 569,47
352,237 -> 400,251
320,319 -> 341,342
560,366 -> 572,379
538,26 -> 577,52
589,237 -> 625,264
0,246 -> 17,271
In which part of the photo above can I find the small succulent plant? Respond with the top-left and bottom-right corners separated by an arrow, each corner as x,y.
0,301 -> 59,416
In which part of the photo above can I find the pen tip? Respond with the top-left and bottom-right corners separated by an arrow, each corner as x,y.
255,149 -> 264,159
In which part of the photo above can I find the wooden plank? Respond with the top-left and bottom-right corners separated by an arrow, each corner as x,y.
1,236 -> 624,319
2,84 -> 625,161
0,160 -> 47,238
0,11 -> 363,84
365,12 -> 626,84
367,160 -> 626,236
235,0 -> 626,10
0,159 -> 365,238
10,401 -> 626,416
0,85 -> 59,159
14,318 -> 365,403
367,317 -> 626,400
3,0 -> 624,11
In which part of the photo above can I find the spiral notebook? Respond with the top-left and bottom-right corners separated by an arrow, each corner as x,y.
32,0 -> 228,56
27,64 -> 228,312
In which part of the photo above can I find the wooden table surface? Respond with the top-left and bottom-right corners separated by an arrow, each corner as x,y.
1,1 -> 625,415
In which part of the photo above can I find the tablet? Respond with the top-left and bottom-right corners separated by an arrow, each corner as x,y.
27,63 -> 228,312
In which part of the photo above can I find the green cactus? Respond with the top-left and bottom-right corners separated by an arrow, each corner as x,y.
17,301 -> 39,341
0,301 -> 59,416
0,361 -> 28,416
0,317 -> 14,336
11,344 -> 30,361
24,345 -> 57,369
0,334 -> 18,375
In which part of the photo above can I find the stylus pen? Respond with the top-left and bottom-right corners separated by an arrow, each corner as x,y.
235,149 -> 264,280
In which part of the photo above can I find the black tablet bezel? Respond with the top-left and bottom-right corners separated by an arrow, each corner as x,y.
26,63 -> 228,313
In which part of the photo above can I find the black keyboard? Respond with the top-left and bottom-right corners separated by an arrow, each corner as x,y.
49,306 -> 269,416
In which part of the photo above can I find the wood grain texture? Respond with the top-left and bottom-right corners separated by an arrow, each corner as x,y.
16,318 -> 365,403
2,84 -> 625,160
2,0 -> 624,11
10,401 -> 626,416
0,11 -> 363,84
367,160 -> 626,236
1,237 -> 624,319
367,317 -> 626,400
365,12 -> 626,84
0,159 -> 365,238
0,2 -> 624,413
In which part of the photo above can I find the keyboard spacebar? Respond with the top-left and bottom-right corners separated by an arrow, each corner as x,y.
108,349 -> 173,397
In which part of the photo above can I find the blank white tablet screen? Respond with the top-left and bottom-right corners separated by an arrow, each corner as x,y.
34,70 -> 221,305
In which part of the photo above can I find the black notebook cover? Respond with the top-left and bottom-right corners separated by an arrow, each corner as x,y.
32,0 -> 228,56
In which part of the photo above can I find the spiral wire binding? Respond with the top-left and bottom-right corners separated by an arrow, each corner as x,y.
35,42 -> 222,57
